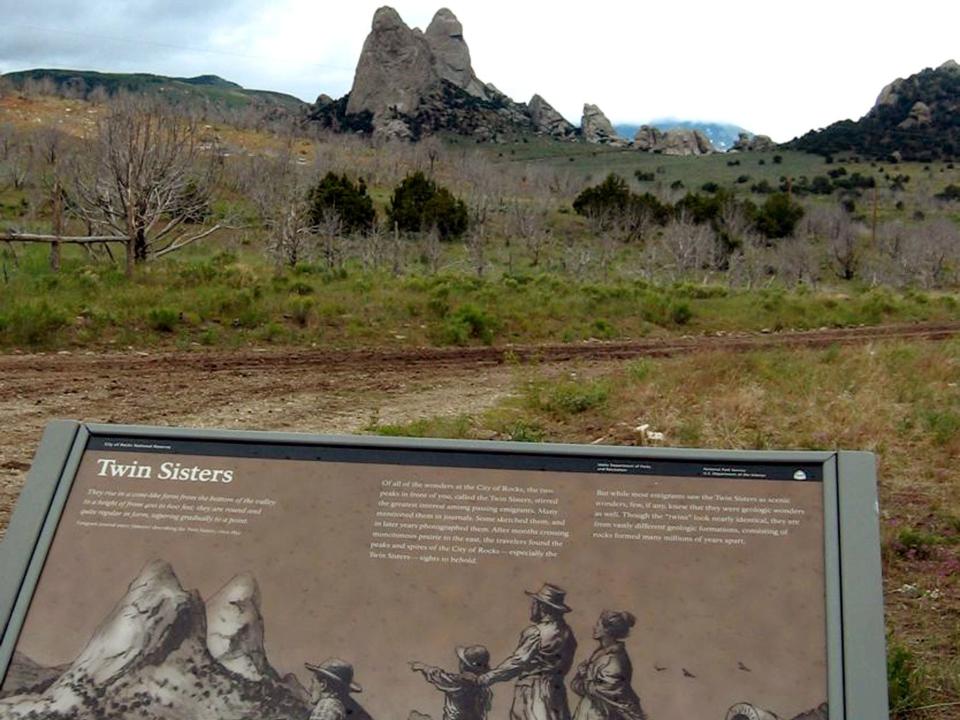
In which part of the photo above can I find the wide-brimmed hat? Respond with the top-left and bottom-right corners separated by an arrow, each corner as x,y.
456,645 -> 491,672
525,583 -> 571,613
305,658 -> 362,693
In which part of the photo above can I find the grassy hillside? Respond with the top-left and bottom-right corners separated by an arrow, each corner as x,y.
2,68 -> 307,113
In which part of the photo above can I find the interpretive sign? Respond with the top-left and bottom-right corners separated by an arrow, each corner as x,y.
0,422 -> 886,719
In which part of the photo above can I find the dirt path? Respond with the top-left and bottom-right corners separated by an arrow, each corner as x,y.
2,320 -> 958,537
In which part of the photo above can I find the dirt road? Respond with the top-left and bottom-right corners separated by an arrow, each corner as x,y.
2,320 -> 958,538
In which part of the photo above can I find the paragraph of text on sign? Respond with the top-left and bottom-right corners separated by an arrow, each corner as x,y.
370,479 -> 569,565
77,487 -> 278,537
593,488 -> 807,547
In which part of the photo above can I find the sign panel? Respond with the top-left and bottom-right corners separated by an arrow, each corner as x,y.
0,422 -> 886,720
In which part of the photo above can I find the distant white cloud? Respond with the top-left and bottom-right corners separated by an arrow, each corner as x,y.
1,0 -> 957,141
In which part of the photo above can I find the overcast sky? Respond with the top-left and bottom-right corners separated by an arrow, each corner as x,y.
1,0 -> 957,141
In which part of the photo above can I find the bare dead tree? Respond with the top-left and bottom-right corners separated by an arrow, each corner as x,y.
0,123 -> 15,161
32,128 -> 74,271
355,218 -> 392,271
772,234 -> 819,287
315,207 -> 344,271
901,219 -> 960,288
423,227 -> 442,275
250,150 -> 314,268
2,129 -> 34,192
562,236 -> 594,280
508,200 -> 549,268
465,196 -> 493,278
642,216 -> 717,282
68,96 -> 224,276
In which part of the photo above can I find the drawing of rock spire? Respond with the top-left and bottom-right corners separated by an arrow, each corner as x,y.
206,572 -> 279,681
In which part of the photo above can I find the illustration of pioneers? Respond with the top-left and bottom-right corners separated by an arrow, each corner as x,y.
0,421 -> 886,719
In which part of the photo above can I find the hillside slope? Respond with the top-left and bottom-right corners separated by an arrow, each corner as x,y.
2,68 -> 307,114
786,60 -> 960,160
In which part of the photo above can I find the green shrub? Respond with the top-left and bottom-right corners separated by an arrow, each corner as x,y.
0,301 -> 67,346
289,281 -> 314,296
934,184 -> 960,201
921,409 -> 960,445
387,172 -> 468,240
440,304 -> 497,345
502,420 -> 545,442
308,172 -> 376,233
895,527 -> 944,559
528,378 -> 611,416
288,298 -> 314,328
591,318 -> 617,338
755,193 -> 804,239
670,301 -> 693,325
147,308 -> 180,333
887,640 -> 929,717
626,359 -> 653,382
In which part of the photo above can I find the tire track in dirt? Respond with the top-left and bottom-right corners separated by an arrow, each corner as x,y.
1,320 -> 957,381
1,320 -> 958,538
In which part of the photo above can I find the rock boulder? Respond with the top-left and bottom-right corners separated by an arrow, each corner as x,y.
633,125 -> 664,151
732,131 -> 776,152
657,128 -> 714,155
528,94 -> 576,138
581,103 -> 625,145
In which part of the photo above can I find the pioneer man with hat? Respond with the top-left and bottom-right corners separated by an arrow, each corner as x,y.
411,644 -> 493,720
479,583 -> 577,720
305,658 -> 369,720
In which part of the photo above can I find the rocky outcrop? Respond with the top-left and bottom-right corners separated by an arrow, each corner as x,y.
425,8 -> 487,99
874,77 -> 904,109
528,94 -> 576,138
318,6 -> 535,140
898,100 -> 932,129
732,131 -> 777,152
657,128 -> 714,155
789,59 -> 960,160
633,125 -> 664,151
581,104 -> 626,145
346,6 -> 437,120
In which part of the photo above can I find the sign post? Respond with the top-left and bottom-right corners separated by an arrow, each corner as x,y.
0,422 -> 886,719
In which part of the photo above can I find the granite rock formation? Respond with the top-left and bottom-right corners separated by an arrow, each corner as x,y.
528,94 -> 577,138
309,6 -> 576,141
633,125 -> 664,151
657,128 -> 715,155
425,8 -> 488,99
581,103 -> 626,145
732,131 -> 777,152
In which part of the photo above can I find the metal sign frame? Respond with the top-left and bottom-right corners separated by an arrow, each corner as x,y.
0,420 -> 887,718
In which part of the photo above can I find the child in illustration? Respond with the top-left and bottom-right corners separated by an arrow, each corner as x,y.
411,644 -> 493,720
478,583 -> 577,720
570,611 -> 646,720
305,658 -> 369,720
